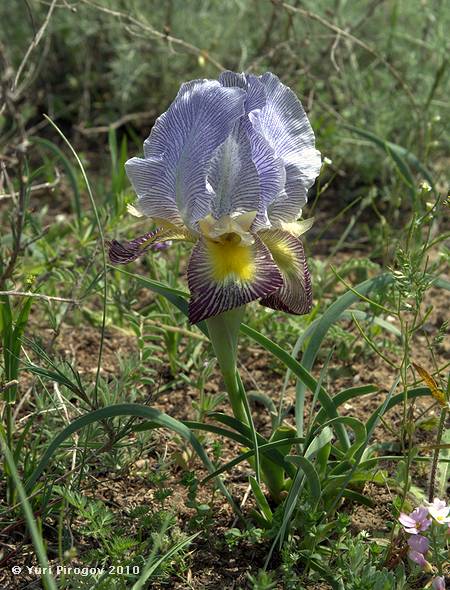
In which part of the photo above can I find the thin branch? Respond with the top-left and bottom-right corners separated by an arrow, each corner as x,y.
0,291 -> 78,304
13,0 -> 58,93
0,152 -> 27,288
79,0 -> 224,71
74,111 -> 155,135
273,0 -> 418,111
0,168 -> 61,200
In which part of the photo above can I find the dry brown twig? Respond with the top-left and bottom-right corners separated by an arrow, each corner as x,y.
74,111 -> 156,135
13,0 -> 58,96
0,151 -> 27,288
0,168 -> 61,200
78,0 -> 224,71
272,0 -> 418,112
0,291 -> 78,304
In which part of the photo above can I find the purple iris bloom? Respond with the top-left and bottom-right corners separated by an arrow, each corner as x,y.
399,506 -> 432,534
109,72 -> 321,323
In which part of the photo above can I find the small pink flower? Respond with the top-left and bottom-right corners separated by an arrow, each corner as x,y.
408,534 -> 429,554
428,498 -> 450,524
432,576 -> 446,590
399,506 -> 432,534
407,549 -> 427,567
407,535 -> 431,570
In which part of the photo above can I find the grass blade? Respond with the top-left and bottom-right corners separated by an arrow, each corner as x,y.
0,430 -> 58,590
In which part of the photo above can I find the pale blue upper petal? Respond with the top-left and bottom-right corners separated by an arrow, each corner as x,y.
126,72 -> 320,234
245,122 -> 285,228
250,72 -> 321,224
218,73 -> 285,228
219,71 -> 266,114
207,122 -> 260,220
126,79 -> 246,228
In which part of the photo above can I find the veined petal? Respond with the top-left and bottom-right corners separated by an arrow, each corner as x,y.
219,71 -> 266,114
108,228 -> 163,264
187,235 -> 282,323
108,223 -> 192,264
127,80 -> 246,230
247,124 -> 285,229
250,73 -> 321,224
125,156 -> 185,225
207,122 -> 260,219
219,71 -> 285,228
279,217 -> 314,237
258,229 -> 312,315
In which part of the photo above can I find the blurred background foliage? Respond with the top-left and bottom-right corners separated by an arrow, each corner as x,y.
2,0 -> 448,199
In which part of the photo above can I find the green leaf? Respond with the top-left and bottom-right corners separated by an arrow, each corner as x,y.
0,431 -> 57,590
131,532 -> 200,589
367,387 -> 429,431
316,417 -> 367,459
304,426 -> 333,460
277,455 -> 321,546
340,488 -> 374,507
313,385 -> 378,427
109,265 -> 209,337
201,437 -> 304,484
295,273 -> 393,446
249,475 -> 273,523
240,324 -> 349,449
209,412 -> 296,479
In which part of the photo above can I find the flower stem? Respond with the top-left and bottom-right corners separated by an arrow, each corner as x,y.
428,408 -> 447,502
221,368 -> 247,425
206,307 -> 247,425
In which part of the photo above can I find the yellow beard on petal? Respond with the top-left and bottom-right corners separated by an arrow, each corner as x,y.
206,235 -> 255,282
259,231 -> 296,275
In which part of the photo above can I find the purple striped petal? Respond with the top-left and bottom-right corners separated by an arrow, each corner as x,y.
125,157 -> 185,225
108,229 -> 162,264
250,73 -> 321,224
126,80 -> 246,229
187,235 -> 282,323
218,72 -> 285,228
259,229 -> 312,315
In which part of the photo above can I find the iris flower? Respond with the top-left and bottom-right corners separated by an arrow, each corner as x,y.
109,72 -> 321,323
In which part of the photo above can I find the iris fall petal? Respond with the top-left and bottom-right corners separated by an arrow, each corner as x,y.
259,229 -> 312,314
187,234 -> 283,323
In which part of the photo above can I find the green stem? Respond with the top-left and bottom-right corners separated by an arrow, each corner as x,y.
221,369 -> 247,425
4,402 -> 14,504
428,408 -> 447,502
206,307 -> 247,425
431,522 -> 442,575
